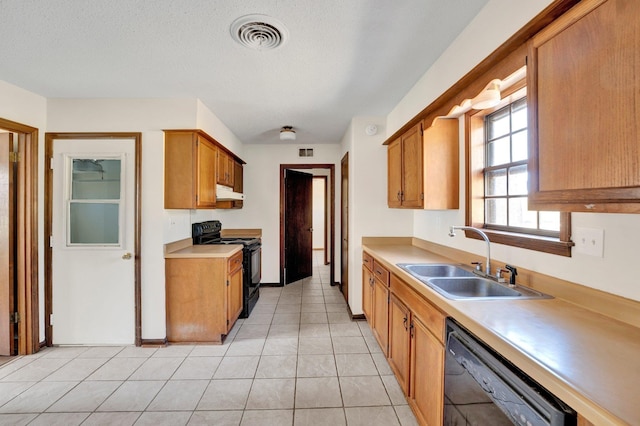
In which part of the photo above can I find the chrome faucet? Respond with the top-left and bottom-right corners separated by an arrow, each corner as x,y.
449,226 -> 491,276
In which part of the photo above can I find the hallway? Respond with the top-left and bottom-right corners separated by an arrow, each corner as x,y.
0,251 -> 417,425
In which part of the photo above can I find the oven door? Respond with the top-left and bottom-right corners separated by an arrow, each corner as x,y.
249,246 -> 261,287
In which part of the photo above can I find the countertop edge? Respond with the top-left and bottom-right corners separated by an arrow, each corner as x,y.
164,238 -> 243,258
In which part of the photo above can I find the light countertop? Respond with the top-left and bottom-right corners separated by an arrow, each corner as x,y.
221,228 -> 262,238
363,242 -> 639,426
164,238 -> 242,259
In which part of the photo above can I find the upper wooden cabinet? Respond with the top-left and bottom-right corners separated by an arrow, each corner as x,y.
387,119 -> 459,209
528,0 -> 640,213
217,149 -> 234,187
164,131 -> 217,209
164,129 -> 245,209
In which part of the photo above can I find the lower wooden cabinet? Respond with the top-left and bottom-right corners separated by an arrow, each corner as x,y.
226,251 -> 244,332
388,293 -> 411,394
362,264 -> 374,321
410,314 -> 444,426
166,250 -> 244,343
388,273 -> 445,425
371,262 -> 390,356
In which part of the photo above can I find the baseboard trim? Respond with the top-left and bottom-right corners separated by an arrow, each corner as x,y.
140,338 -> 168,347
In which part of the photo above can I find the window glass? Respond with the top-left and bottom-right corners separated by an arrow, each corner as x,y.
68,157 -> 122,246
483,98 -> 560,236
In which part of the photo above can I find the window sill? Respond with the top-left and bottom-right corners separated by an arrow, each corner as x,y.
464,229 -> 574,257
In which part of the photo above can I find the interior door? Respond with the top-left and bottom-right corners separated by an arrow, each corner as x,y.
284,169 -> 313,284
340,153 -> 349,301
0,133 -> 16,355
52,138 -> 136,344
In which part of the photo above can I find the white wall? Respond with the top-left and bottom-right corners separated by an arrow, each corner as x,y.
0,80 -> 48,341
344,116 -> 414,314
386,0 -> 640,302
312,178 -> 326,250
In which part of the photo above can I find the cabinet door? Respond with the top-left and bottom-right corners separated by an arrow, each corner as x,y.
372,278 -> 389,355
362,265 -> 374,322
196,136 -> 217,208
387,138 -> 403,208
529,0 -> 640,212
409,315 -> 444,426
217,150 -> 229,186
401,124 -> 424,208
388,293 -> 411,394
423,118 -> 459,210
226,254 -> 244,332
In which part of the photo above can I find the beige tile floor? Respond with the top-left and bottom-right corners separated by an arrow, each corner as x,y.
0,251 -> 418,425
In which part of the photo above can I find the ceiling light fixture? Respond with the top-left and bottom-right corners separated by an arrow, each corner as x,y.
471,80 -> 502,110
280,126 -> 296,141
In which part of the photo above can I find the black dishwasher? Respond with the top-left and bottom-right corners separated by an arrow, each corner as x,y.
444,319 -> 577,426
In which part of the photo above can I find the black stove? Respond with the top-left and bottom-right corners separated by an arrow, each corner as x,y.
192,220 -> 261,318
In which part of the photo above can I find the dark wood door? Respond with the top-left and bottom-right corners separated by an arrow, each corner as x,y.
285,169 -> 313,284
0,133 -> 16,355
340,153 -> 349,301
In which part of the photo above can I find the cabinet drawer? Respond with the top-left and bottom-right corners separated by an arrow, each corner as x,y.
391,274 -> 445,343
372,260 -> 390,286
363,252 -> 374,271
228,251 -> 243,274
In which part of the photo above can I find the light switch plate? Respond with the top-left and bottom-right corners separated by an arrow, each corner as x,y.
574,227 -> 604,257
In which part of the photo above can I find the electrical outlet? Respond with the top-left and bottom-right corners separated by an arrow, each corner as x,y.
574,227 -> 604,257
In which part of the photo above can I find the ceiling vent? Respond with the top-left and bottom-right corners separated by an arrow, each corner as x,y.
230,15 -> 289,51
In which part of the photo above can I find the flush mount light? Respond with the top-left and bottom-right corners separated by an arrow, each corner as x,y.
471,80 -> 502,110
280,126 -> 296,141
230,14 -> 289,51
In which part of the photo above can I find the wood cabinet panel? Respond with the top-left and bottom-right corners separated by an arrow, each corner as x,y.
227,252 -> 243,332
409,314 -> 444,426
528,0 -> 640,212
387,120 -> 459,210
372,277 -> 389,355
217,149 -> 234,187
195,136 -> 217,208
164,129 -> 245,210
401,125 -> 424,208
388,138 -> 403,208
372,260 -> 390,286
165,251 -> 243,344
165,258 -> 226,342
362,265 -> 374,321
388,293 -> 411,394
423,118 -> 459,210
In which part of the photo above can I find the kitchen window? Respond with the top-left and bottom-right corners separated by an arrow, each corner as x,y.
466,85 -> 572,256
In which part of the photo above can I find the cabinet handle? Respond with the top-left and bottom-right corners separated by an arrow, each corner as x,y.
397,191 -> 401,201
403,315 -> 408,330
410,322 -> 415,338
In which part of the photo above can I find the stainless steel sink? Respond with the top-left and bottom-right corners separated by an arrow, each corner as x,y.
397,263 -> 550,300
425,277 -> 550,300
397,263 -> 476,278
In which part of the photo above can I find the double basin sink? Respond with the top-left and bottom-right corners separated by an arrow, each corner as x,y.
397,264 -> 550,300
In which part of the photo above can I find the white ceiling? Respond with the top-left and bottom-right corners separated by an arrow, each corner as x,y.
0,0 -> 488,145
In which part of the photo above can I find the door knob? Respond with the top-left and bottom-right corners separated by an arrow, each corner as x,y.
122,252 -> 132,260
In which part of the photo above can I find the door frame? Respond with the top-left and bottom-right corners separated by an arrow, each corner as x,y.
312,175 -> 329,265
279,164 -> 335,286
340,152 -> 349,300
0,118 -> 39,355
44,132 -> 142,346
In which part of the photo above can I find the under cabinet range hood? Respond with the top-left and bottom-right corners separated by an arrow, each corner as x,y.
216,184 -> 244,200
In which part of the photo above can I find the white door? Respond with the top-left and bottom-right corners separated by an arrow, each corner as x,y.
52,138 -> 135,345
